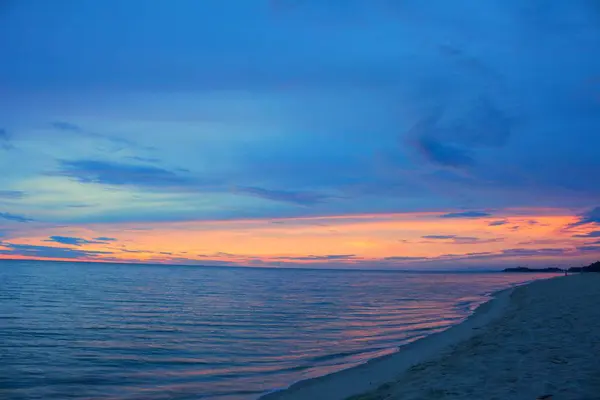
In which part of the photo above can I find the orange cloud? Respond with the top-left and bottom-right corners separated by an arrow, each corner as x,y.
1,209 -> 598,267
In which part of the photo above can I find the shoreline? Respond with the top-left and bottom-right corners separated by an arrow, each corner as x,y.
259,279 -> 533,400
261,273 -> 600,400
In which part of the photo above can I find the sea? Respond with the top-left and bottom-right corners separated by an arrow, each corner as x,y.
0,260 -> 557,400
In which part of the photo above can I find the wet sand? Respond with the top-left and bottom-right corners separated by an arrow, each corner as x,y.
262,274 -> 600,400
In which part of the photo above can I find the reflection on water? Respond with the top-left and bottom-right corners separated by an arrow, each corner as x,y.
0,261 -> 555,399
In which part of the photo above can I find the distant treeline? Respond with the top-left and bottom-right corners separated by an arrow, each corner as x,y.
503,261 -> 600,273
568,260 -> 600,273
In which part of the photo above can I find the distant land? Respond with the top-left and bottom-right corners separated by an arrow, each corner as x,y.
568,261 -> 600,273
504,261 -> 600,273
503,267 -> 563,273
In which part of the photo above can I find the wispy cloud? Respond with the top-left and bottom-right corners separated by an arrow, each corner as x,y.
45,235 -> 110,246
0,242 -> 113,259
573,230 -> 600,238
422,235 -> 502,244
407,99 -> 514,169
0,212 -> 33,223
94,236 -> 117,241
383,256 -> 429,261
500,248 -> 568,257
51,121 -> 83,132
571,207 -> 600,227
439,211 -> 491,219
273,254 -> 357,261
0,129 -> 14,150
488,220 -> 508,226
237,186 -> 329,206
422,235 -> 455,239
0,191 -> 24,199
56,159 -> 197,189
576,245 -> 600,252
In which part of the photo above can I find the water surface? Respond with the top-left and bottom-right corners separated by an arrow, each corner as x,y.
0,260 -> 556,399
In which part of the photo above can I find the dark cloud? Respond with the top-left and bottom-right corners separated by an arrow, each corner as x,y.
0,242 -> 113,259
422,235 -> 455,239
0,212 -> 33,223
406,99 -> 514,169
414,136 -> 475,168
51,121 -> 83,132
383,256 -> 429,261
573,230 -> 600,238
421,234 -> 502,245
274,254 -> 357,261
500,248 -> 568,256
488,220 -> 508,226
576,245 -> 600,252
445,98 -> 514,148
94,236 -> 117,241
45,235 -> 108,246
517,239 -> 569,245
571,207 -> 600,227
439,211 -> 491,218
237,186 -> 329,206
0,190 -> 24,199
56,159 -> 198,189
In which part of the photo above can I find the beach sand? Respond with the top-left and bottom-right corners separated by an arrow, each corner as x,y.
262,274 -> 600,400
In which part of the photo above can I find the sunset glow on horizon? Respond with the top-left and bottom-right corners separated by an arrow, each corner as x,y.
2,208 -> 599,269
1,1 -> 600,269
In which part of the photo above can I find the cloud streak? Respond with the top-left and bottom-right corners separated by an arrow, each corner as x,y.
45,236 -> 111,246
0,243 -> 113,259
0,212 -> 33,223
439,211 -> 492,219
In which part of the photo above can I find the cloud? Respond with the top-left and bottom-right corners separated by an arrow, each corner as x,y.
0,129 -> 14,150
439,211 -> 491,218
406,99 -> 514,169
517,239 -> 570,245
94,236 -> 117,241
488,220 -> 508,226
51,121 -> 83,132
0,242 -> 113,259
406,113 -> 473,168
421,234 -> 503,244
500,248 -> 568,257
571,207 -> 600,227
414,135 -> 475,168
0,212 -> 33,223
50,122 -> 155,153
273,254 -> 357,261
576,245 -> 600,252
573,230 -> 600,238
422,235 -> 455,239
56,159 -> 198,189
383,256 -> 429,261
45,235 -> 109,246
127,156 -> 161,163
0,191 -> 24,199
236,186 -> 329,206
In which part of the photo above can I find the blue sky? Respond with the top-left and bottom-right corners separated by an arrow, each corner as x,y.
1,0 -> 600,267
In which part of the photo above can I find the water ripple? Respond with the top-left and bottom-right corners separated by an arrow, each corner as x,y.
0,261 -> 554,400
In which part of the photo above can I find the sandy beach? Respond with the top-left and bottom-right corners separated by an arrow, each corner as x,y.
262,274 -> 600,400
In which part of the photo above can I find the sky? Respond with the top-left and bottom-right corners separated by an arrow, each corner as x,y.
1,0 -> 600,269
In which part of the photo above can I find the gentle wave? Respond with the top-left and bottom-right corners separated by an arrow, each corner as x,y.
0,260 -> 555,400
